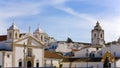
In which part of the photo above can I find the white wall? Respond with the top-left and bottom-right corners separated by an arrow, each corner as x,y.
15,47 -> 44,67
56,43 -> 71,52
0,52 -> 3,66
45,58 -> 60,68
101,44 -> 120,57
15,47 -> 24,67
74,48 -> 96,58
33,48 -> 44,67
116,59 -> 120,67
4,52 -> 12,67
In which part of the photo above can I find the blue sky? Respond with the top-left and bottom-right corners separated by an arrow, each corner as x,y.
0,0 -> 120,43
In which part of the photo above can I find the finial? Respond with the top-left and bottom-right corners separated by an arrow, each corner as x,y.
96,21 -> 99,25
94,21 -> 102,30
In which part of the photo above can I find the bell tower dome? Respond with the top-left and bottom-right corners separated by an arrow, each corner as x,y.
91,21 -> 105,47
33,26 -> 45,42
7,23 -> 20,42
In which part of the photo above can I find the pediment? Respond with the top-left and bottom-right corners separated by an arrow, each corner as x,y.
14,34 -> 44,47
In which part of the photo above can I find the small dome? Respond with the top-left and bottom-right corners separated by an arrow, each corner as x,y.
34,27 -> 44,34
94,21 -> 102,30
8,23 -> 19,30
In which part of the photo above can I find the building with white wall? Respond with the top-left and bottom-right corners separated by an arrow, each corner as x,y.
0,23 -> 53,68
56,21 -> 120,68
0,21 -> 120,68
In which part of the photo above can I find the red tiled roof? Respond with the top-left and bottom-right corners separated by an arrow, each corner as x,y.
72,49 -> 80,52
44,51 -> 64,59
0,33 -> 25,41
0,35 -> 7,41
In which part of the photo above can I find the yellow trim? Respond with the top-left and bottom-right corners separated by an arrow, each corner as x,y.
102,51 -> 115,63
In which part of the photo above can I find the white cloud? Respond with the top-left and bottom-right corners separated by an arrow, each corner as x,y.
0,0 -> 120,43
56,6 -> 97,23
0,1 -> 45,35
0,2 -> 42,19
51,0 -> 67,4
100,17 -> 120,42
50,0 -> 120,42
0,20 -> 11,35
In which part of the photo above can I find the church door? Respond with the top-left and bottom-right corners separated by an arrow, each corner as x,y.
27,61 -> 32,68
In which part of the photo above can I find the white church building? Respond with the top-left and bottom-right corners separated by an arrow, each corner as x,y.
0,23 -> 52,68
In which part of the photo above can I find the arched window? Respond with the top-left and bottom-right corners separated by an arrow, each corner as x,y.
19,59 -> 22,67
41,35 -> 43,41
9,32 -> 12,39
28,48 -> 32,57
94,33 -> 96,38
100,34 -> 102,38
15,32 -> 17,39
89,51 -> 95,58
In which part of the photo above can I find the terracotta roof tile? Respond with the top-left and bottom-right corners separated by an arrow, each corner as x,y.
0,35 -> 7,41
45,51 -> 64,59
72,49 -> 80,52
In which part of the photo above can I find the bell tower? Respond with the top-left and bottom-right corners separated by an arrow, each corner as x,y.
33,26 -> 45,42
7,23 -> 20,42
91,21 -> 105,47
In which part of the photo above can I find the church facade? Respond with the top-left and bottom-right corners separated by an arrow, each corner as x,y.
0,23 -> 52,68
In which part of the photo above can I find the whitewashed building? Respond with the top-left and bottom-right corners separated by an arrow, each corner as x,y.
1,21 -> 120,68
56,22 -> 120,68
0,23 -> 53,68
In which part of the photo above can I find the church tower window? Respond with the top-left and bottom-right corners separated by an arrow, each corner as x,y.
94,33 -> 96,38
41,35 -> 43,41
100,34 -> 103,38
9,32 -> 12,39
15,32 -> 17,39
